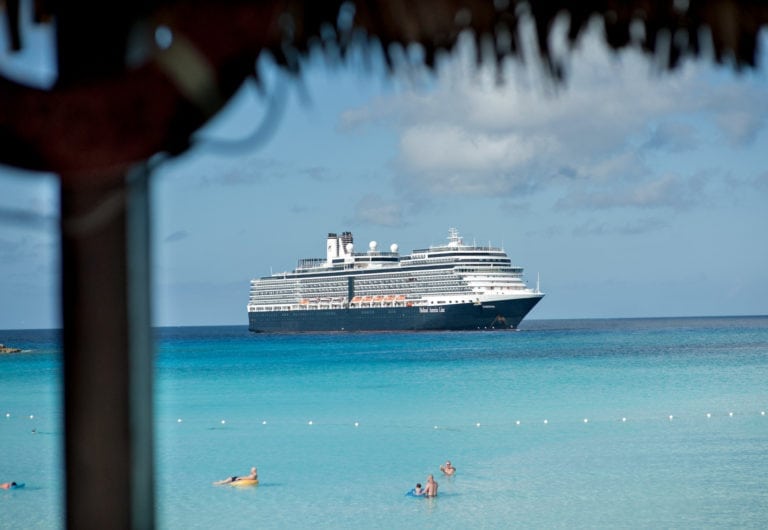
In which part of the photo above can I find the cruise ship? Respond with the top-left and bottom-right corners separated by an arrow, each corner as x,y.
247,228 -> 543,332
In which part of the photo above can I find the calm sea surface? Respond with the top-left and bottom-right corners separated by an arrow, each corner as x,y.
1,317 -> 767,528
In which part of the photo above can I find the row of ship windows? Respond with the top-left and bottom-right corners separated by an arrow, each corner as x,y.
250,279 -> 525,296
253,277 -> 478,293
250,288 -> 475,302
252,284 -> 473,296
407,258 -> 510,266
252,278 -> 519,293
261,269 -> 517,288
251,278 -> 520,293
251,275 -> 525,294
456,268 -> 522,275
252,280 -> 471,295
271,264 -> 517,281
296,274 -> 459,286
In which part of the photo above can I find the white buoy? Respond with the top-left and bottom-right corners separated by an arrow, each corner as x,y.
515,420 -> 521,425
221,419 -> 226,425
729,412 -> 734,417
434,425 -> 438,429
354,422 -> 359,427
5,413 -> 9,418
762,411 -> 766,416
476,422 -> 481,427
543,419 -> 548,424
308,420 -> 313,425
669,415 -> 674,421
706,413 -> 711,418
262,420 -> 267,425
621,417 -> 627,422
583,418 -> 588,423
29,414 -> 34,419
177,418 -> 182,423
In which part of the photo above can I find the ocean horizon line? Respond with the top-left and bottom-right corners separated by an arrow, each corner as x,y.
3,313 -> 767,333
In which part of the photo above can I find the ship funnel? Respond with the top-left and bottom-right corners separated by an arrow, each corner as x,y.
340,231 -> 353,250
328,232 -> 354,263
326,233 -> 337,263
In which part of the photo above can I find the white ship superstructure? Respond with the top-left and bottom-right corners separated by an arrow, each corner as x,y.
247,228 -> 543,332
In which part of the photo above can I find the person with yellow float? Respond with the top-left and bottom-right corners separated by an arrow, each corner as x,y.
213,466 -> 258,487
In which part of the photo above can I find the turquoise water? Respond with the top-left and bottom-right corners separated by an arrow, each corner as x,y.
1,317 -> 767,528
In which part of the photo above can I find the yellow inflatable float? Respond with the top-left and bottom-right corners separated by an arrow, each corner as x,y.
230,479 -> 259,487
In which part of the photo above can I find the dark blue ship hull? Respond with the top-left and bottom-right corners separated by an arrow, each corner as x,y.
248,296 -> 543,332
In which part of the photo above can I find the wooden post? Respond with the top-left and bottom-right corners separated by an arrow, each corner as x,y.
60,165 -> 154,529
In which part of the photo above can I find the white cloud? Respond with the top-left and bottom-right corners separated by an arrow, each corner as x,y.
558,172 -> 708,211
571,216 -> 668,236
400,125 -> 541,173
340,21 -> 767,212
641,121 -> 698,152
715,107 -> 765,146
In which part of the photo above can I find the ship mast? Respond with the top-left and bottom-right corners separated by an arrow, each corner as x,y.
447,227 -> 461,247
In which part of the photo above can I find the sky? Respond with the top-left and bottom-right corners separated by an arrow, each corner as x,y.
1,12 -> 767,329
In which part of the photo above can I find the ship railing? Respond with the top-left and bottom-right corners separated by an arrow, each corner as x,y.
295,258 -> 327,270
413,245 -> 502,253
351,251 -> 399,257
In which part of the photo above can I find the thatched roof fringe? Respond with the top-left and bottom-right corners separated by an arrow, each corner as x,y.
262,1 -> 767,83
0,1 -> 766,180
2,1 -> 766,82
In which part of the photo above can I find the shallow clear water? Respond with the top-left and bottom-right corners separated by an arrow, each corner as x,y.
1,317 -> 767,528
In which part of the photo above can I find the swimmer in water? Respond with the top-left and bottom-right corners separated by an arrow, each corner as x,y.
1,482 -> 19,490
213,467 -> 258,485
440,460 -> 456,476
424,475 -> 438,497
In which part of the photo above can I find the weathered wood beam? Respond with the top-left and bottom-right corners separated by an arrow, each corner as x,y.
60,166 -> 154,529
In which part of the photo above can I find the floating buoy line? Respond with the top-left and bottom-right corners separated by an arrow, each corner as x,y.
170,409 -> 768,430
4,409 -> 766,432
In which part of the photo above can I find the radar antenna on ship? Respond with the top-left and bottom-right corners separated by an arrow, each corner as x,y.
447,227 -> 462,248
